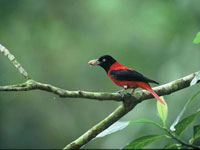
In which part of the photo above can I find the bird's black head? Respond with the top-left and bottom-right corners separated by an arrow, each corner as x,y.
88,55 -> 116,72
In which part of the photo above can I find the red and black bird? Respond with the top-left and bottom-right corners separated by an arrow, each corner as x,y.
88,55 -> 164,104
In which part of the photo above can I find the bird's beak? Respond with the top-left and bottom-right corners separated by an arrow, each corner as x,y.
88,59 -> 100,66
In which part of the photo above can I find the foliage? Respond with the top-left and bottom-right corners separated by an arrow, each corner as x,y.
157,96 -> 168,127
174,111 -> 200,136
124,135 -> 164,149
170,90 -> 200,132
190,124 -> 200,144
164,143 -> 181,149
96,121 -> 129,138
193,32 -> 200,44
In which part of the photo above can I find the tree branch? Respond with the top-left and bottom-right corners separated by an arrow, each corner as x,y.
0,72 -> 198,102
0,44 -> 199,149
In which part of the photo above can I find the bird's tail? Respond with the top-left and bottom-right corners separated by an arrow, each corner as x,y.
137,82 -> 165,105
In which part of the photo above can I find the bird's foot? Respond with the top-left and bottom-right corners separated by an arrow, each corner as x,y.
131,88 -> 136,96
116,90 -> 132,99
117,91 -> 125,99
118,92 -> 132,100
115,88 -> 125,99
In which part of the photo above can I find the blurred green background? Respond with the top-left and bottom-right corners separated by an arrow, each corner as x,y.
0,0 -> 200,149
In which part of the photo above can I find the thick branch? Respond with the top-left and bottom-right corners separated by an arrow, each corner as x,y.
0,72 -> 198,102
0,80 -> 122,101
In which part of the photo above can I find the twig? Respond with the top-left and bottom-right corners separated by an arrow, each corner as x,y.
0,43 -> 29,79
170,90 -> 200,131
166,129 -> 200,149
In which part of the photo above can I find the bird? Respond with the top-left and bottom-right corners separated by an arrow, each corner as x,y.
88,55 -> 164,104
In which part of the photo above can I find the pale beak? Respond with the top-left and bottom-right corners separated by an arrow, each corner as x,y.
88,59 -> 100,66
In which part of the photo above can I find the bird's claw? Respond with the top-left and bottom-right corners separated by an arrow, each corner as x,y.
117,91 -> 125,99
117,91 -> 132,99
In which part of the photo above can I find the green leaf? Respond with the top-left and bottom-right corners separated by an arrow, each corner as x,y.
96,118 -> 164,139
170,90 -> 200,132
124,135 -> 163,149
190,72 -> 200,86
96,121 -> 129,138
174,111 -> 200,136
193,32 -> 200,44
157,96 -> 168,127
129,119 -> 163,129
189,124 -> 200,144
164,143 -> 181,149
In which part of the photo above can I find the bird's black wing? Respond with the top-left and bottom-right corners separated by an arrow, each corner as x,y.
110,69 -> 159,84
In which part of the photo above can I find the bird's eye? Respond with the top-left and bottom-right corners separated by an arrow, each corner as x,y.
102,58 -> 106,62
